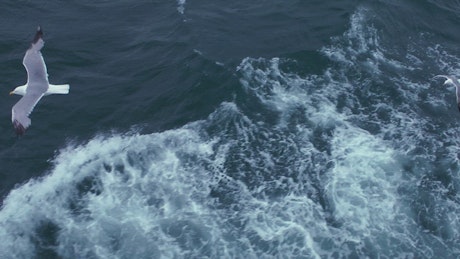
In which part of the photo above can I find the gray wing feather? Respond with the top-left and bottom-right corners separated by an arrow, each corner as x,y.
11,27 -> 50,135
23,27 -> 48,94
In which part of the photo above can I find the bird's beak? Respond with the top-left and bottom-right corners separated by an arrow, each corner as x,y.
9,91 -> 13,95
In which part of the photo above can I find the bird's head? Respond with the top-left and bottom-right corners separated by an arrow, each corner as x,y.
9,85 -> 27,96
9,88 -> 19,95
433,75 -> 455,86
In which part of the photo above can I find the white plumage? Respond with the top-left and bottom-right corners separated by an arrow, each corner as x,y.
10,26 -> 70,135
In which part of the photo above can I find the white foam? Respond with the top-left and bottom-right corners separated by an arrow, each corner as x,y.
327,126 -> 401,236
237,52 -> 408,257
0,129 -> 225,258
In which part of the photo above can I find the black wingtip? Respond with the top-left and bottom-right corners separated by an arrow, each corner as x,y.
13,120 -> 26,136
33,26 -> 43,44
457,103 -> 460,113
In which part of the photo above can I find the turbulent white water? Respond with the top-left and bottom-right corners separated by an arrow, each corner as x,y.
1,7 -> 460,258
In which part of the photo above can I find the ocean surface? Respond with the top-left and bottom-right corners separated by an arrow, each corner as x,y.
1,0 -> 460,258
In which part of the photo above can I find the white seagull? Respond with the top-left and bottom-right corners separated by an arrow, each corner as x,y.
10,26 -> 70,135
433,74 -> 460,112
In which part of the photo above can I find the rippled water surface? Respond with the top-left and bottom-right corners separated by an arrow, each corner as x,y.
1,1 -> 460,258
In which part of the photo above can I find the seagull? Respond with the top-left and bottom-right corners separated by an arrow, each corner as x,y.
433,75 -> 460,112
10,26 -> 70,135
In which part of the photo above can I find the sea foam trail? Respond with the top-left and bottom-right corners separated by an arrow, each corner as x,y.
0,65 -> 404,257
0,104 -> 328,258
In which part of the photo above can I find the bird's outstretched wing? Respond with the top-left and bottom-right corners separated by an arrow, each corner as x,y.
23,26 -> 48,93
12,93 -> 44,135
11,26 -> 49,135
433,74 -> 452,82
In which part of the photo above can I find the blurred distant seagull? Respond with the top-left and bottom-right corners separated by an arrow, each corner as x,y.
10,26 -> 70,135
433,75 -> 460,112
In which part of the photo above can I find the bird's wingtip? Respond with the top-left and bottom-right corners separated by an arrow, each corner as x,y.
33,26 -> 43,44
433,75 -> 448,80
13,120 -> 26,136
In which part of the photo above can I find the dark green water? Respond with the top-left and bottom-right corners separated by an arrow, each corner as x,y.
1,0 -> 460,258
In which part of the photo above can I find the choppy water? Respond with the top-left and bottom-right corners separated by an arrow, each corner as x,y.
1,1 -> 460,258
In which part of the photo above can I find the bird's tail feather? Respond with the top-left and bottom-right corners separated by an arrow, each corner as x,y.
47,84 -> 70,95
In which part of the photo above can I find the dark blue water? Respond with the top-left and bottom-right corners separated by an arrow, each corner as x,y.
1,0 -> 460,258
